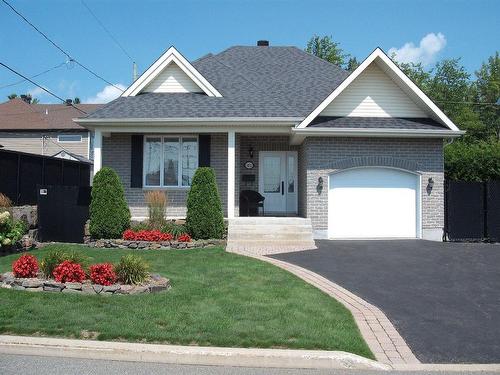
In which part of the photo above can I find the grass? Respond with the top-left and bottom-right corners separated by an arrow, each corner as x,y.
0,244 -> 373,358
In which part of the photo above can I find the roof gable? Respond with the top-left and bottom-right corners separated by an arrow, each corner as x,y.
297,48 -> 460,131
320,63 -> 427,118
122,46 -> 222,97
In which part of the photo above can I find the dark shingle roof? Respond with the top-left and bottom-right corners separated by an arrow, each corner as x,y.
84,46 -> 349,119
308,116 -> 447,130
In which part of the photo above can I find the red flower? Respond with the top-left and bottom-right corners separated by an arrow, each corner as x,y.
122,229 -> 174,242
12,254 -> 39,278
177,233 -> 191,242
53,261 -> 86,283
90,263 -> 117,286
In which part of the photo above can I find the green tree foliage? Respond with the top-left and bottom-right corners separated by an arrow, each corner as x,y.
306,35 -> 348,68
397,61 -> 431,91
89,167 -> 130,239
186,167 -> 224,239
474,52 -> 500,140
346,57 -> 360,72
445,141 -> 500,181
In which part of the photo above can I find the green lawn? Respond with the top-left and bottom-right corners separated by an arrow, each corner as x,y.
0,244 -> 372,358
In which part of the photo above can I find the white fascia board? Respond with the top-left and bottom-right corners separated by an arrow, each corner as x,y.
82,125 -> 294,134
73,117 -> 302,126
297,48 -> 461,132
290,127 -> 465,144
121,46 -> 222,97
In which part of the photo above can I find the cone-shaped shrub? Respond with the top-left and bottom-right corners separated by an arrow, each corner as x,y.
186,167 -> 224,239
90,167 -> 130,239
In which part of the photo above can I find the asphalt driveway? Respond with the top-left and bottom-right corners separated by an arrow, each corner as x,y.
271,240 -> 500,363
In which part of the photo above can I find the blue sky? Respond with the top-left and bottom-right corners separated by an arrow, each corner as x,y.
1,0 -> 498,104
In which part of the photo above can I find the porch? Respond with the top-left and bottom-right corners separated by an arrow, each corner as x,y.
92,128 -> 305,220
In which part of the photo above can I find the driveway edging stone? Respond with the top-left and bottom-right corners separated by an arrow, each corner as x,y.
231,250 -> 420,365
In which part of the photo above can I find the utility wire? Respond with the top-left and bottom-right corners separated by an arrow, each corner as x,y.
81,0 -> 134,62
0,61 -> 87,115
1,0 -> 124,92
0,61 -> 68,89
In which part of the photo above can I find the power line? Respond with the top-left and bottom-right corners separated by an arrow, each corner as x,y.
1,0 -> 124,92
81,0 -> 134,62
0,61 -> 87,114
0,61 -> 68,89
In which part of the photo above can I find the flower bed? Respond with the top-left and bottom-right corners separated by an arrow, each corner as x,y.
0,271 -> 170,295
87,238 -> 226,250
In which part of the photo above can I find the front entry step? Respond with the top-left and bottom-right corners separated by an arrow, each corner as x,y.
226,217 -> 316,255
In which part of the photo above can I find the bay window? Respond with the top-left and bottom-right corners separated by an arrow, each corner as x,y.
144,136 -> 198,187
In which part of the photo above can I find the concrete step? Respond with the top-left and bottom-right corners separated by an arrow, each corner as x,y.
229,217 -> 312,226
228,225 -> 312,234
228,232 -> 313,241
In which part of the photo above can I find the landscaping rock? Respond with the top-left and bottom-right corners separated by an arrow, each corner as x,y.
92,285 -> 103,293
44,281 -> 65,289
81,285 -> 95,294
43,286 -> 62,292
12,285 -> 26,291
1,284 -> 12,289
149,284 -> 169,293
102,284 -> 120,293
131,285 -> 149,294
62,288 -> 80,294
22,279 -> 43,288
65,282 -> 82,290
117,285 -> 134,294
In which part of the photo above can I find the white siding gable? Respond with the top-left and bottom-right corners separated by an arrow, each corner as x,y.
321,63 -> 427,118
143,62 -> 204,93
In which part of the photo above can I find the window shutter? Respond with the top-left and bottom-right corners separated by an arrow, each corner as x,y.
198,134 -> 211,167
130,135 -> 143,188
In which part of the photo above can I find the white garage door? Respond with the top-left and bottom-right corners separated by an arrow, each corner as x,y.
328,168 -> 420,238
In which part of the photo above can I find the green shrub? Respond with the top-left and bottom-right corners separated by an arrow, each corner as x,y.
130,221 -> 149,232
40,249 -> 90,278
115,254 -> 149,285
160,221 -> 187,237
89,167 -> 130,239
0,211 -> 27,248
186,167 -> 224,239
445,140 -> 500,181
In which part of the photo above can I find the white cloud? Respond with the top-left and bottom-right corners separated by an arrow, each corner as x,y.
85,83 -> 126,104
388,33 -> 446,66
27,86 -> 48,98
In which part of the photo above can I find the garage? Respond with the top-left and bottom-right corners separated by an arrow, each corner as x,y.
328,167 -> 420,238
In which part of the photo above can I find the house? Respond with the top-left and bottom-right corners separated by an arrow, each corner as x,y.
75,42 -> 463,242
0,98 -> 101,161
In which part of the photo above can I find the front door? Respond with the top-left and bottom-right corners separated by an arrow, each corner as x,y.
259,151 -> 297,215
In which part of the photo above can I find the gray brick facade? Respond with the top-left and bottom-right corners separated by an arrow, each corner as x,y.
102,133 -> 228,218
302,137 -> 444,240
102,133 -> 444,241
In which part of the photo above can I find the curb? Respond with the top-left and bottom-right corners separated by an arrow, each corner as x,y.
0,335 -> 390,370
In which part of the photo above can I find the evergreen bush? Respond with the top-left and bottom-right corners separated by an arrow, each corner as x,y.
186,167 -> 224,239
89,167 -> 130,239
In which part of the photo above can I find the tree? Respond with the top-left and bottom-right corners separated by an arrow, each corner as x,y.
185,167 -> 224,239
89,167 -> 130,239
306,35 -> 348,68
396,61 -> 431,91
7,94 -> 17,100
474,52 -> 500,140
73,97 -> 81,104
6,93 -> 38,104
346,57 -> 360,72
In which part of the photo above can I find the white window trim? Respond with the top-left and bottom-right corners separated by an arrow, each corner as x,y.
143,134 -> 199,189
57,134 -> 83,143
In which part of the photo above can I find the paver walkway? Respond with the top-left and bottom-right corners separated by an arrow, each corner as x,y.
228,248 -> 419,365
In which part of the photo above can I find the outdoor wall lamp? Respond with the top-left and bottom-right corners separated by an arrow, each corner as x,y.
317,176 -> 324,194
427,177 -> 434,191
248,146 -> 254,158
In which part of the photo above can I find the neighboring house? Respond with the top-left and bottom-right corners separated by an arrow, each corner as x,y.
0,98 -> 101,160
75,42 -> 463,241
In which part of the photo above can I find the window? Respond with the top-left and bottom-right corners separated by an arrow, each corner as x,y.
58,134 -> 82,143
144,136 -> 198,187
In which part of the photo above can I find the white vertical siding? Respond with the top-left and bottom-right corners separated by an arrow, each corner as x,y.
143,63 -> 203,93
321,63 -> 427,118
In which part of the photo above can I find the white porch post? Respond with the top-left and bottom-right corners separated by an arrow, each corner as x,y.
227,130 -> 235,218
93,129 -> 102,176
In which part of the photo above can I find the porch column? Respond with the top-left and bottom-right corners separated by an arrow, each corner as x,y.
93,129 -> 102,176
227,130 -> 235,218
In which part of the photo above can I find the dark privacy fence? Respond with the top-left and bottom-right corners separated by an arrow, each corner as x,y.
0,149 -> 91,205
445,180 -> 500,242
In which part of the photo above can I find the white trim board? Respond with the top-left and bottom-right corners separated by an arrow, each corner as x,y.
296,48 -> 461,132
122,46 -> 222,97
